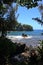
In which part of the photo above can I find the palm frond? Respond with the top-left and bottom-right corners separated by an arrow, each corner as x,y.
32,17 -> 43,25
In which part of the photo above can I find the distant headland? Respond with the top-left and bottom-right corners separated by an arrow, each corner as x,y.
13,23 -> 33,31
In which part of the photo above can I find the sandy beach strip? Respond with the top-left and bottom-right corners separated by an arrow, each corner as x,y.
6,35 -> 43,47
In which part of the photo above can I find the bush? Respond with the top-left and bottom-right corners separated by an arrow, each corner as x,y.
0,37 -> 17,65
37,40 -> 43,65
0,37 -> 26,65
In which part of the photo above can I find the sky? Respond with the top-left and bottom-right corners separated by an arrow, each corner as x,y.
16,1 -> 43,30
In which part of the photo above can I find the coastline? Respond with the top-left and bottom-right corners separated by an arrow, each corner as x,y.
6,35 -> 43,47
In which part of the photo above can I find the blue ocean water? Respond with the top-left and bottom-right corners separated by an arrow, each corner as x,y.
7,30 -> 43,36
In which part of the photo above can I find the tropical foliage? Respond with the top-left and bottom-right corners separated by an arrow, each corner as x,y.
14,23 -> 33,31
0,2 -> 18,37
32,4 -> 43,25
0,37 -> 26,65
0,0 -> 42,8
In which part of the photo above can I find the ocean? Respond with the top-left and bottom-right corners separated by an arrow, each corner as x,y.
7,30 -> 43,36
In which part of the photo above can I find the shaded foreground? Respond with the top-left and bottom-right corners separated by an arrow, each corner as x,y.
0,37 -> 25,65
0,37 -> 43,65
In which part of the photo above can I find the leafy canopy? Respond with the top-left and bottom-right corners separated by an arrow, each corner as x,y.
0,0 -> 42,9
32,4 -> 43,25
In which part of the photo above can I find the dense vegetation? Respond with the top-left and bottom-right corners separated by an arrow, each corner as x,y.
13,23 -> 33,31
0,0 -> 41,9
0,37 -> 26,65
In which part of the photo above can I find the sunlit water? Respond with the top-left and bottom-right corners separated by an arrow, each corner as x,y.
7,30 -> 43,36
